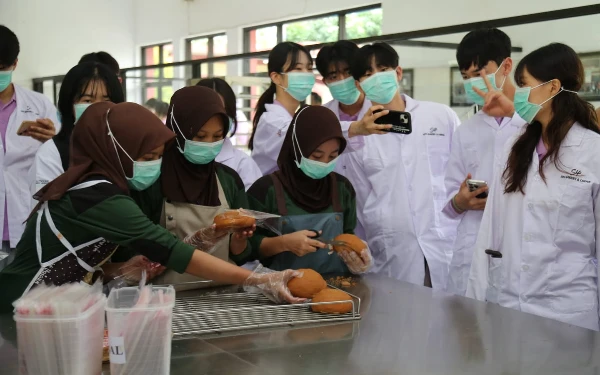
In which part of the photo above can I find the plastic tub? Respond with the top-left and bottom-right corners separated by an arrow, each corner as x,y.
106,286 -> 175,375
14,295 -> 106,375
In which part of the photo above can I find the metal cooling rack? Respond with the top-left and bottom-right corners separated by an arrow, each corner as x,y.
171,286 -> 361,337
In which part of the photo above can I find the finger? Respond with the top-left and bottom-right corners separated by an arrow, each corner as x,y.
472,86 -> 487,98
479,69 -> 495,92
312,240 -> 326,249
30,134 -> 49,142
347,251 -> 363,265
374,124 -> 393,131
472,186 -> 488,197
371,109 -> 389,120
29,127 -> 55,137
35,118 -> 52,127
368,105 -> 384,116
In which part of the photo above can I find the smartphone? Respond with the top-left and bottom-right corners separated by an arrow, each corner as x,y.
466,179 -> 488,199
17,121 -> 37,136
374,109 -> 412,134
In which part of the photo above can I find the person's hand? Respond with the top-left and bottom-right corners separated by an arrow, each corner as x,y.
119,255 -> 166,283
339,241 -> 373,274
472,69 -> 515,118
24,118 -> 56,142
348,105 -> 393,137
184,224 -> 229,254
282,230 -> 326,257
230,224 -> 256,255
453,174 -> 488,212
243,265 -> 307,304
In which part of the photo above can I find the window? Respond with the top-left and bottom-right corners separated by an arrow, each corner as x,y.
141,43 -> 174,103
243,5 -> 382,54
186,33 -> 228,78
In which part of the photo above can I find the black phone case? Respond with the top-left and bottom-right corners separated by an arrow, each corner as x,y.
374,110 -> 412,134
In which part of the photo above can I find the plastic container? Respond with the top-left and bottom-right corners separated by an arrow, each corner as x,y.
14,295 -> 106,375
106,286 -> 175,375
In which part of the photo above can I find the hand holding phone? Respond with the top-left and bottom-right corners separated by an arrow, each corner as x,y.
17,121 -> 37,136
374,109 -> 412,134
453,174 -> 488,212
466,179 -> 488,199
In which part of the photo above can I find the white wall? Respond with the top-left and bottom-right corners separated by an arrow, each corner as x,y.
0,0 -> 135,88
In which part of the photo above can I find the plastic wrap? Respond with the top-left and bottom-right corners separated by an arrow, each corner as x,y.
242,264 -> 306,304
214,209 -> 282,234
338,243 -> 373,274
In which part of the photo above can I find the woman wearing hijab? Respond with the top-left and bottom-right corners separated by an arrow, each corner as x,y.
247,106 -> 373,275
0,101 -> 301,312
150,86 -> 254,289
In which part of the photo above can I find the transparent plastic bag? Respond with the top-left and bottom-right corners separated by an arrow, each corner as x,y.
242,264 -> 305,304
214,209 -> 282,234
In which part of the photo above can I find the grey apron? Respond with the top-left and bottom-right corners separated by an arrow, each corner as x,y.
267,174 -> 349,275
153,176 -> 231,291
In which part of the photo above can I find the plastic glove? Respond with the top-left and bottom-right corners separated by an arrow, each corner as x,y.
183,224 -> 229,254
118,255 -> 166,284
338,241 -> 373,274
243,264 -> 307,304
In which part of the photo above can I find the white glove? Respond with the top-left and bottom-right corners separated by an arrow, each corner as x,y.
339,241 -> 373,274
242,264 -> 306,304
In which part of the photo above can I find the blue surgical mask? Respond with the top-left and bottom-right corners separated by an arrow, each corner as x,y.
360,70 -> 398,105
279,72 -> 315,102
292,107 -> 338,180
171,106 -> 224,164
106,113 -> 162,191
463,61 -> 506,106
0,70 -> 13,92
514,80 -> 576,124
328,77 -> 361,105
74,103 -> 92,123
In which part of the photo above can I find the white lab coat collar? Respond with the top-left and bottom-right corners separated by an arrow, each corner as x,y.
475,111 -> 523,131
217,138 -> 235,162
265,102 -> 293,120
401,94 -> 418,112
325,98 -> 372,120
562,122 -> 586,148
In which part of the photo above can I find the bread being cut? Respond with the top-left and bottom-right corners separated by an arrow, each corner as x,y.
332,234 -> 366,254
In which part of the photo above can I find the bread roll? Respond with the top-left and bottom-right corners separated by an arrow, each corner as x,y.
287,269 -> 327,298
332,234 -> 365,254
213,210 -> 256,231
311,289 -> 353,314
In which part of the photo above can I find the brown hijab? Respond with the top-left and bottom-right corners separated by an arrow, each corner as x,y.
161,86 -> 229,206
34,102 -> 174,204
274,105 -> 347,212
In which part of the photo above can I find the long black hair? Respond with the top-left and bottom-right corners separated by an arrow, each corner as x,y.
503,43 -> 599,194
248,42 -> 312,150
196,78 -> 238,136
54,62 -> 124,169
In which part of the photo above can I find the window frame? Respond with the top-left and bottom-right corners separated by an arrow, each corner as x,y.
185,32 -> 228,78
141,42 -> 173,102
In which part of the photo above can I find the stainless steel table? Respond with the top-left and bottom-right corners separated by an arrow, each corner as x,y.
1,275 -> 599,375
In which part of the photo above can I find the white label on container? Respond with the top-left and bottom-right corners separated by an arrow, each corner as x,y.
109,336 -> 126,364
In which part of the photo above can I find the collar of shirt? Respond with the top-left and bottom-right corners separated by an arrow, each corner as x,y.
339,110 -> 359,122
536,136 -> 548,160
0,91 -> 16,111
495,117 -> 505,126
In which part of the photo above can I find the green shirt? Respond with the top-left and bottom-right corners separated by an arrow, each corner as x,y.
245,173 -> 357,267
0,180 -> 195,312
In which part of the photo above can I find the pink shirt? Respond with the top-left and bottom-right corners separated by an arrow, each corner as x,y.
0,91 -> 16,242
339,111 -> 359,122
536,137 -> 548,161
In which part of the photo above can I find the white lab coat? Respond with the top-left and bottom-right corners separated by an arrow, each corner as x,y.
1,84 -> 59,247
28,139 -> 62,209
443,112 -> 526,296
467,123 -> 600,331
339,95 -> 460,289
216,138 -> 262,191
251,102 -> 364,176
325,98 -> 372,240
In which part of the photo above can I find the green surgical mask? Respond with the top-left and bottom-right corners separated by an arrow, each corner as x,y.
171,106 -> 224,165
74,103 -> 92,123
106,113 -> 162,191
0,70 -> 12,92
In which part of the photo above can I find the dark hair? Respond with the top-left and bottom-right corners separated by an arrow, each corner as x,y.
311,92 -> 322,105
316,40 -> 359,78
351,42 -> 398,81
0,25 -> 19,68
56,62 -> 124,145
144,98 -> 159,109
503,43 -> 600,194
457,28 -> 511,72
196,78 -> 238,136
155,101 -> 169,118
249,42 -> 312,150
78,52 -> 120,75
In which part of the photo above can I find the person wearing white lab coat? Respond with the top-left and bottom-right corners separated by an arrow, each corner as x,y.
29,62 -> 124,202
467,43 -> 600,331
443,29 -> 526,296
0,25 -> 59,256
249,42 -> 390,177
345,42 -> 460,289
196,78 -> 262,190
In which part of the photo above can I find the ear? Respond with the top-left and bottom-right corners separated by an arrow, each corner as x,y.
395,66 -> 403,82
550,78 -> 562,95
270,71 -> 284,86
502,57 -> 513,76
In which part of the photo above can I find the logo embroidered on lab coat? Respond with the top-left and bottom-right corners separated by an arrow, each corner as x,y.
423,127 -> 445,136
560,169 -> 591,183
